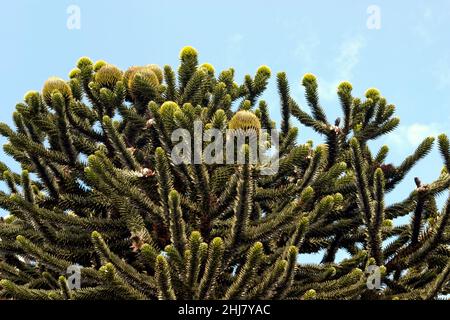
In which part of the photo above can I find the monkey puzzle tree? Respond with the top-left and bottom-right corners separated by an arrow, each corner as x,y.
0,46 -> 449,300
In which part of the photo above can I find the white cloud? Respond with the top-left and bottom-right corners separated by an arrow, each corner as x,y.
318,35 -> 366,101
228,33 -> 244,44
385,123 -> 443,149
432,56 -> 450,90
336,36 -> 365,79
412,7 -> 435,45
293,34 -> 320,67
317,79 -> 340,102
411,6 -> 450,90
225,33 -> 244,60
282,16 -> 320,69
227,33 -> 244,51
412,6 -> 450,45
290,21 -> 365,102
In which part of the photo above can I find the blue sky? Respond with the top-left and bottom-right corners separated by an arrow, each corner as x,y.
1,0 -> 450,262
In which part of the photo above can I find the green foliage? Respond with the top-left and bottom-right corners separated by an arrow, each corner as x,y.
1,47 -> 450,300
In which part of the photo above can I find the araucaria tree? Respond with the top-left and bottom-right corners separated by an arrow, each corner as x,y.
1,47 -> 450,300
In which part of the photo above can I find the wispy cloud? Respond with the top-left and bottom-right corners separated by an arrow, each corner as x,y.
282,16 -> 320,69
318,35 -> 366,101
432,56 -> 450,90
335,36 -> 365,80
410,6 -> 450,91
412,7 -> 435,45
385,123 -> 443,150
228,33 -> 244,46
293,34 -> 320,68
412,5 -> 450,45
225,33 -> 244,62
